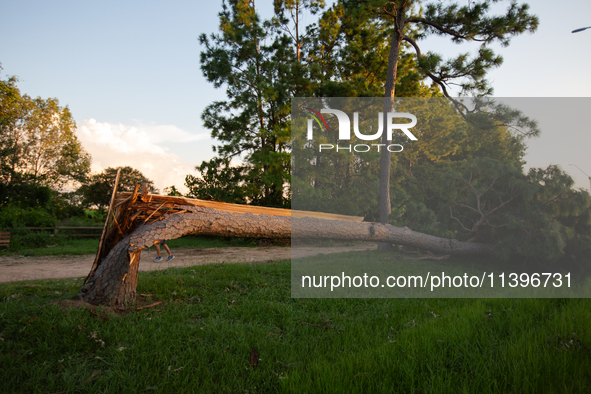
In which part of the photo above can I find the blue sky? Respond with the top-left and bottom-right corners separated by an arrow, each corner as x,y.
1,0 -> 591,192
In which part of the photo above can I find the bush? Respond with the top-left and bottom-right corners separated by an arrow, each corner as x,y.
0,182 -> 52,208
84,210 -> 107,224
61,215 -> 103,227
18,231 -> 53,248
51,192 -> 85,220
0,204 -> 56,228
8,226 -> 53,249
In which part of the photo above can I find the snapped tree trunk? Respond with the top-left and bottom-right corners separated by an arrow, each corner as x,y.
76,191 -> 493,307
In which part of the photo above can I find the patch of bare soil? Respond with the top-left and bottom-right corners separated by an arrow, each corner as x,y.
0,244 -> 375,283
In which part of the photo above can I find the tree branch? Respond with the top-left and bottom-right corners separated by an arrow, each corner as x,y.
406,16 -> 488,42
402,35 -> 471,116
450,206 -> 473,233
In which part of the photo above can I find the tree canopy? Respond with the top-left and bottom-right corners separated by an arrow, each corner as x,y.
336,0 -> 539,227
190,0 -> 433,207
0,70 -> 91,190
193,0 -> 295,207
77,166 -> 158,211
191,1 -> 591,263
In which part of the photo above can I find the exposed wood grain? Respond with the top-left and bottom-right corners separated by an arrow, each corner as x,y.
86,168 -> 121,284
115,192 -> 364,222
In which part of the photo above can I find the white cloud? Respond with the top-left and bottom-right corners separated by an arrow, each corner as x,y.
77,119 -> 202,194
128,120 -> 210,144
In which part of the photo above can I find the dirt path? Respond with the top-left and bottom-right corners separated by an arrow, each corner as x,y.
0,244 -> 376,283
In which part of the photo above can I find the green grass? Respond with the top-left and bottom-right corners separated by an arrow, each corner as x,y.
1,259 -> 591,393
3,237 -> 101,256
0,235 -> 278,257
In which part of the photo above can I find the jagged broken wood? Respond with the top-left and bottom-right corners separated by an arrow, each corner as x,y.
76,187 -> 493,306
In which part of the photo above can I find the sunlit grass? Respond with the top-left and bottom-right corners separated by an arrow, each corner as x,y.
1,259 -> 590,393
0,235 -> 276,257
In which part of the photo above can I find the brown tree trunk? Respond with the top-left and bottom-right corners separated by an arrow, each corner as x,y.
75,236 -> 141,308
76,204 -> 493,306
378,5 -> 407,250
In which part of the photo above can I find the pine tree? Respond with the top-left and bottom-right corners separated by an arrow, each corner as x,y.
339,0 -> 539,239
192,1 -> 434,208
193,0 -> 297,207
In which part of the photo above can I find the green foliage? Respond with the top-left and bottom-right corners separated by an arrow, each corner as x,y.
0,72 -> 23,181
0,180 -> 94,242
84,209 -> 107,223
0,204 -> 55,228
341,0 -> 538,98
438,157 -> 530,240
163,185 -> 183,197
293,94 -> 591,263
0,65 -> 92,239
195,0 -> 294,207
0,181 -> 53,207
392,159 -> 591,263
8,226 -> 54,249
186,157 -> 250,203
303,2 -> 435,98
0,69 -> 91,188
193,1 -> 431,208
60,215 -> 103,228
338,1 -> 538,226
50,191 -> 86,220
391,201 -> 438,232
292,97 -> 472,219
494,166 -> 591,261
78,166 -> 158,210
192,2 -> 589,264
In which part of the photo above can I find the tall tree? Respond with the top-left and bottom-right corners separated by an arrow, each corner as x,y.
78,166 -> 158,211
0,70 -> 91,188
195,0 -> 297,207
0,71 -> 24,184
192,1 -> 441,208
186,157 -> 250,203
340,0 -> 538,247
300,1 -> 437,98
273,0 -> 325,62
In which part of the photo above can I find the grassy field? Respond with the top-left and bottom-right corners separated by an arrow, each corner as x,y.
0,235 -> 270,257
1,256 -> 591,393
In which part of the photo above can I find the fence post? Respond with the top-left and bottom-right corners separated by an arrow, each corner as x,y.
54,223 -> 58,236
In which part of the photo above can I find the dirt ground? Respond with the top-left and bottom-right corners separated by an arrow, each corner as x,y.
0,244 -> 376,283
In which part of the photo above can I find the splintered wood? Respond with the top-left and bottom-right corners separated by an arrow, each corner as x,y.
113,190 -> 364,229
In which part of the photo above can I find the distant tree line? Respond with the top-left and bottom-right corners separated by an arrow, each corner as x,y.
0,65 -> 159,234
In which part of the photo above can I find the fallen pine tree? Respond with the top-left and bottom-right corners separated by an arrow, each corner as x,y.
75,179 -> 493,307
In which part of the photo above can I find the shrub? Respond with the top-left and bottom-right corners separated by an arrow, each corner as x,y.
8,226 -> 53,249
0,204 -> 56,228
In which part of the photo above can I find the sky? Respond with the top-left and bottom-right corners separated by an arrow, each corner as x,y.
1,0 -> 591,193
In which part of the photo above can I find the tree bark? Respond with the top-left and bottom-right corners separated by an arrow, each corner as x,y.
75,236 -> 141,308
76,204 -> 493,306
378,4 -> 407,250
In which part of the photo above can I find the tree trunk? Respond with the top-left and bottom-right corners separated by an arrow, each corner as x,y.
75,236 -> 141,308
378,5 -> 406,250
76,202 -> 493,307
